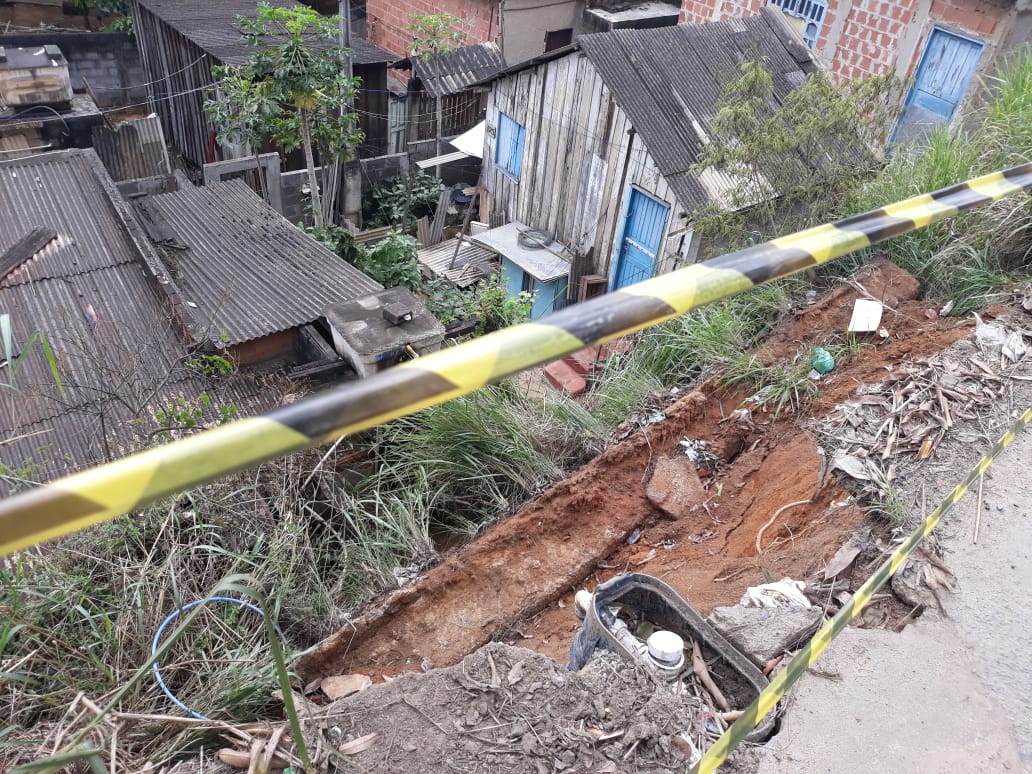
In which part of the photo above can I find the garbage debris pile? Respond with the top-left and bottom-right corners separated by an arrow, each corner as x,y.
821,329 -> 1029,479
567,574 -> 774,766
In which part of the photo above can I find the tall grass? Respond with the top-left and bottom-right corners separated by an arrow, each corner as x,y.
5,49 -> 1031,774
0,451 -> 441,769
370,380 -> 606,533
835,50 -> 1032,310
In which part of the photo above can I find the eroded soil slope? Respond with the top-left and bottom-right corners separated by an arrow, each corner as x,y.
299,260 -> 974,681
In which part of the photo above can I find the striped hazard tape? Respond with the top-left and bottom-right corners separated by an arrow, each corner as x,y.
0,164 -> 1030,556
690,406 -> 1032,774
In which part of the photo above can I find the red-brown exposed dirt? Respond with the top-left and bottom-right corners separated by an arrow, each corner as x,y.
298,260 -> 978,682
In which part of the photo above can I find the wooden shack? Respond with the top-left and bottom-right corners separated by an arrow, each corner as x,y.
477,9 -> 829,304
129,0 -> 395,167
390,43 -> 504,146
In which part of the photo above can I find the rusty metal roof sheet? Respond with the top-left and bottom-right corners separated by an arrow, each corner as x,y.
134,180 -> 383,346
417,236 -> 498,288
134,0 -> 394,65
91,115 -> 171,182
0,149 -> 285,489
394,43 -> 505,97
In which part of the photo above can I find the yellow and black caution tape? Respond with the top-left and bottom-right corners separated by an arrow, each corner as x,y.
690,405 -> 1032,774
0,164 -> 1031,556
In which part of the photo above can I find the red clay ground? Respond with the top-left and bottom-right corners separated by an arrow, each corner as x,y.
298,260 -> 975,682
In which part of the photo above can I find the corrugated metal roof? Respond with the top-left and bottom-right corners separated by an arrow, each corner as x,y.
471,222 -> 571,283
91,115 -> 171,182
1,369 -> 276,487
0,149 -> 291,489
134,180 -> 383,346
0,131 -> 52,160
395,43 -> 504,97
416,150 -> 469,169
417,237 -> 497,288
135,0 -> 394,65
577,11 -> 823,211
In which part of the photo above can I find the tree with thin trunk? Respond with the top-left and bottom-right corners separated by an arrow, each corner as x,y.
408,13 -> 462,179
204,2 -> 362,229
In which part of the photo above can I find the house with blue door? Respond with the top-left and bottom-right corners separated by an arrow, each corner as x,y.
471,8 -> 831,315
682,0 -> 1031,145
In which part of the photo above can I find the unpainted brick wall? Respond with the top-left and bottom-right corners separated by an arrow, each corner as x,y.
677,0 -> 1010,83
833,0 -> 917,80
680,0 -> 714,23
366,0 -> 496,57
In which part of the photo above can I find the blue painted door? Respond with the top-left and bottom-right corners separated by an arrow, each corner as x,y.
895,28 -> 983,143
614,189 -> 668,290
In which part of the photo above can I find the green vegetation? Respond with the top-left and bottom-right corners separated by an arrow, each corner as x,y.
363,171 -> 445,228
312,226 -> 533,329
692,53 -> 898,249
355,231 -> 424,291
3,46 -> 1031,774
0,314 -> 63,398
72,0 -> 130,31
836,50 -> 1032,312
204,3 -> 362,229
408,13 -> 463,175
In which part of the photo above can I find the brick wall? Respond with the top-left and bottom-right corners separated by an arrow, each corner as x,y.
680,0 -> 713,23
366,0 -> 496,57
833,0 -> 917,80
677,0 -> 1012,84
930,0 -> 1002,37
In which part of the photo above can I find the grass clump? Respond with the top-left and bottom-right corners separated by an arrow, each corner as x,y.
370,380 -> 605,534
835,50 -> 1032,311
584,282 -> 791,422
0,449 -> 440,770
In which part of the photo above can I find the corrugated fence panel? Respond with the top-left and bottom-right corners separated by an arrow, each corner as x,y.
91,116 -> 172,182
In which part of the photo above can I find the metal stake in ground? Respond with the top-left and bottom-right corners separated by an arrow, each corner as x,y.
689,406 -> 1032,774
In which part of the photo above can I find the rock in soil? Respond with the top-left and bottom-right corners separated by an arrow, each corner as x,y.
707,606 -> 823,667
646,454 -> 707,519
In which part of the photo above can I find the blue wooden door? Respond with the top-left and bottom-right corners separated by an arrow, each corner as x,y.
614,189 -> 668,290
895,28 -> 983,142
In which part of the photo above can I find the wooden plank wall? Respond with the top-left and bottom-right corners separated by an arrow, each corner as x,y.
355,63 -> 389,158
132,1 -> 391,167
131,0 -> 217,168
482,53 -> 695,289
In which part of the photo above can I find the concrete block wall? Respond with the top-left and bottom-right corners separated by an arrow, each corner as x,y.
0,32 -> 144,107
366,0 -> 496,57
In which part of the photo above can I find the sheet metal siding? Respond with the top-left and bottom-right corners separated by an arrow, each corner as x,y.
91,116 -> 172,182
137,180 -> 383,346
